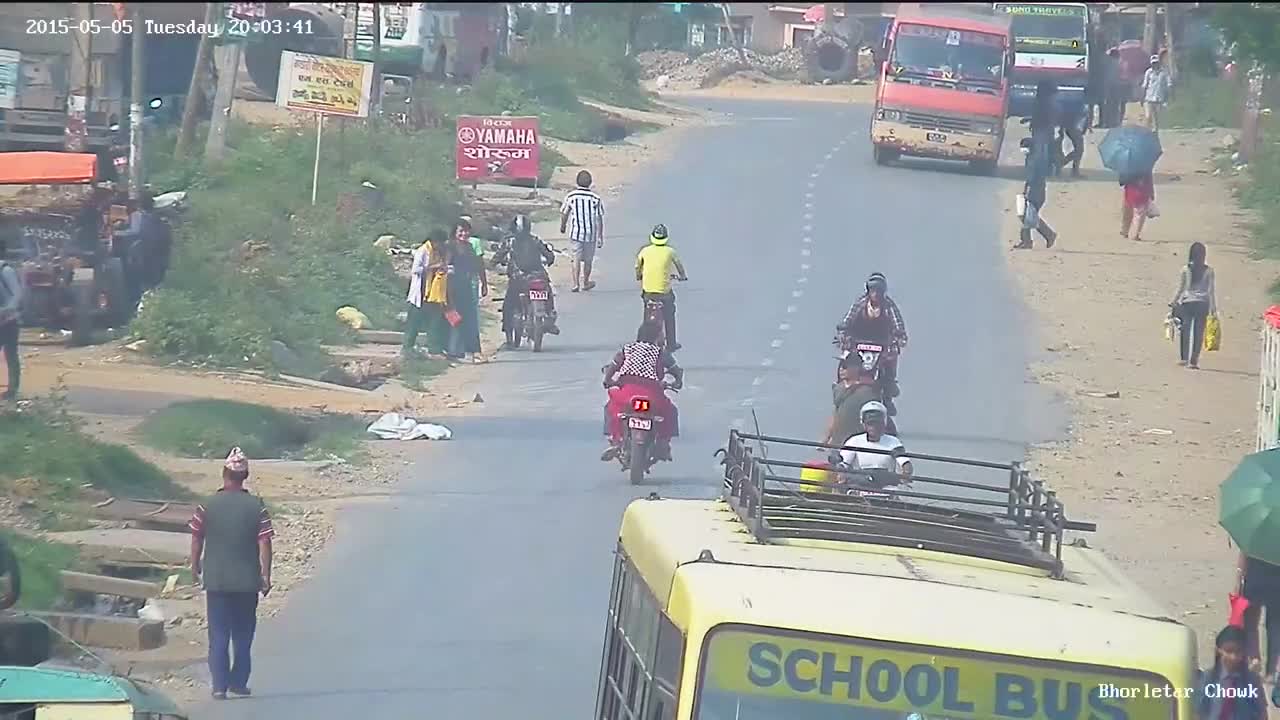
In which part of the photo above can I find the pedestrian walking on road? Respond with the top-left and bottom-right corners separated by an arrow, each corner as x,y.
189,447 -> 274,701
0,236 -> 22,401
1197,624 -> 1268,720
1120,171 -> 1156,241
1102,48 -> 1126,128
561,170 -> 605,293
1169,241 -> 1217,370
1142,54 -> 1172,132
402,231 -> 452,357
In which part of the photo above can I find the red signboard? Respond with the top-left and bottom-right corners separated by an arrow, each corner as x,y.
455,115 -> 540,182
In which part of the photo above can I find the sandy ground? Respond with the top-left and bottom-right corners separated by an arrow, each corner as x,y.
1000,126 -> 1263,660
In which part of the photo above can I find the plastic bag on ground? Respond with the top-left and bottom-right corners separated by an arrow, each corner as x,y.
367,412 -> 452,441
336,306 -> 371,330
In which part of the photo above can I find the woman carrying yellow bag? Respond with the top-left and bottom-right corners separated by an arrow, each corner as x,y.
1168,241 -> 1218,369
402,231 -> 453,357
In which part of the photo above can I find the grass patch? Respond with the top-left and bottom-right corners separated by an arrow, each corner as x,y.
4,531 -> 79,610
401,355 -> 450,392
0,396 -> 189,530
135,120 -> 463,370
136,399 -> 367,463
1166,74 -> 1243,129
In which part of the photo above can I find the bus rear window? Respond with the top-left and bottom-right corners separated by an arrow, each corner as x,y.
694,626 -> 1177,720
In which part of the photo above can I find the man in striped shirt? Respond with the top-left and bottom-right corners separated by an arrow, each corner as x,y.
190,447 -> 274,700
560,169 -> 605,292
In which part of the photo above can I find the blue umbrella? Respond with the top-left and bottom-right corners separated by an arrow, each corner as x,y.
1098,125 -> 1163,178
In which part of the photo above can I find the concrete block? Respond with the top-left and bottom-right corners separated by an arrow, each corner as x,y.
30,611 -> 165,651
60,571 -> 161,600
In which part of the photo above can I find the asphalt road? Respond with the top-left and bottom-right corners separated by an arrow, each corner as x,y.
195,96 -> 1062,720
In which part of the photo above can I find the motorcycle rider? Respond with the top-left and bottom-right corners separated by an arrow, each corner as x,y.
495,214 -> 560,340
635,224 -> 688,351
837,400 -> 913,486
601,319 -> 683,462
839,272 -> 907,411
825,355 -> 889,446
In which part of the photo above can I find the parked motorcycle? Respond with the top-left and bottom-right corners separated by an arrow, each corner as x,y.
617,385 -> 679,484
506,273 -> 554,352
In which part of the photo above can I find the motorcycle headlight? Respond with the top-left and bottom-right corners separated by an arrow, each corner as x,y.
877,109 -> 901,122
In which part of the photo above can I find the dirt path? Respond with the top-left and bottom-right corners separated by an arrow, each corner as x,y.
1001,126 -> 1263,659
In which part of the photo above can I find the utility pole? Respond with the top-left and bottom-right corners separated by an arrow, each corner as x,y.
64,2 -> 94,152
554,2 -> 563,38
128,3 -> 145,199
1162,2 -> 1177,85
205,41 -> 242,162
343,3 -> 357,59
175,2 -> 217,159
719,4 -> 748,65
1142,3 -> 1157,56
371,3 -> 382,116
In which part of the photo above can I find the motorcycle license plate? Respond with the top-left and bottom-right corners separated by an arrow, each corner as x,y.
926,132 -> 947,143
628,417 -> 653,431
528,290 -> 549,301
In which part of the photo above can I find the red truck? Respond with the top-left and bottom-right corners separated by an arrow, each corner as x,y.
870,4 -> 1015,174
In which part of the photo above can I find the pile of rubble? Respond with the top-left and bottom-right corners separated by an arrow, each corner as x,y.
638,47 -> 807,89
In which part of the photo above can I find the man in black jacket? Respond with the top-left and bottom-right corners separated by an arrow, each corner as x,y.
497,215 -> 559,339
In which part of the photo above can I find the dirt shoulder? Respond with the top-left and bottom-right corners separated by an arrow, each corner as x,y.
1002,127 -> 1262,659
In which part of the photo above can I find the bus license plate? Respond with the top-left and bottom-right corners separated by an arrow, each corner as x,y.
628,417 -> 653,431
926,132 -> 947,143
529,290 -> 548,301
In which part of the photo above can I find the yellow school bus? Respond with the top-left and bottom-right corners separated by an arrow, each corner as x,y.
594,430 -> 1197,720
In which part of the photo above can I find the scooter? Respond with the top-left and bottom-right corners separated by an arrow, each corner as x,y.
617,385 -> 679,484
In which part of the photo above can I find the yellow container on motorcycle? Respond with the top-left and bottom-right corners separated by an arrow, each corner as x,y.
800,461 -> 834,494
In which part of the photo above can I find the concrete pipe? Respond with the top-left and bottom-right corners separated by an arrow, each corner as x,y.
243,4 -> 345,98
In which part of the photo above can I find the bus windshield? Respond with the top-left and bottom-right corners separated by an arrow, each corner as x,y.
694,627 -> 1177,720
1003,9 -> 1087,52
890,24 -> 1006,86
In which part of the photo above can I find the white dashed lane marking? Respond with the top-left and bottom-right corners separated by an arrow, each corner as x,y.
738,133 -> 851,418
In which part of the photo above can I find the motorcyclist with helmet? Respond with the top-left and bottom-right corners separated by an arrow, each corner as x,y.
494,214 -> 560,341
601,319 -> 683,462
835,400 -> 913,489
838,272 -> 907,411
635,224 -> 688,351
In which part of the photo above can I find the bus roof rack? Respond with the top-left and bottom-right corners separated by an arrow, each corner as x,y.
719,430 -> 1096,579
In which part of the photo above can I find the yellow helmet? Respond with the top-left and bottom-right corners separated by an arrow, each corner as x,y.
649,223 -> 669,246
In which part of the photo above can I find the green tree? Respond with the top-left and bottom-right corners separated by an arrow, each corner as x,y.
1213,3 -> 1280,72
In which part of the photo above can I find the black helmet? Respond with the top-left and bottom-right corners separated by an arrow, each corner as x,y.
866,272 -> 887,293
649,224 -> 669,246
511,214 -> 531,235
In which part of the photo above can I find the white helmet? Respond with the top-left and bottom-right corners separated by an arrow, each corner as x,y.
860,401 -> 888,422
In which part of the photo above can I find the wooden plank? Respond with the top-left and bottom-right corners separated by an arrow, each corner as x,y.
60,571 -> 161,600
30,611 -> 165,651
